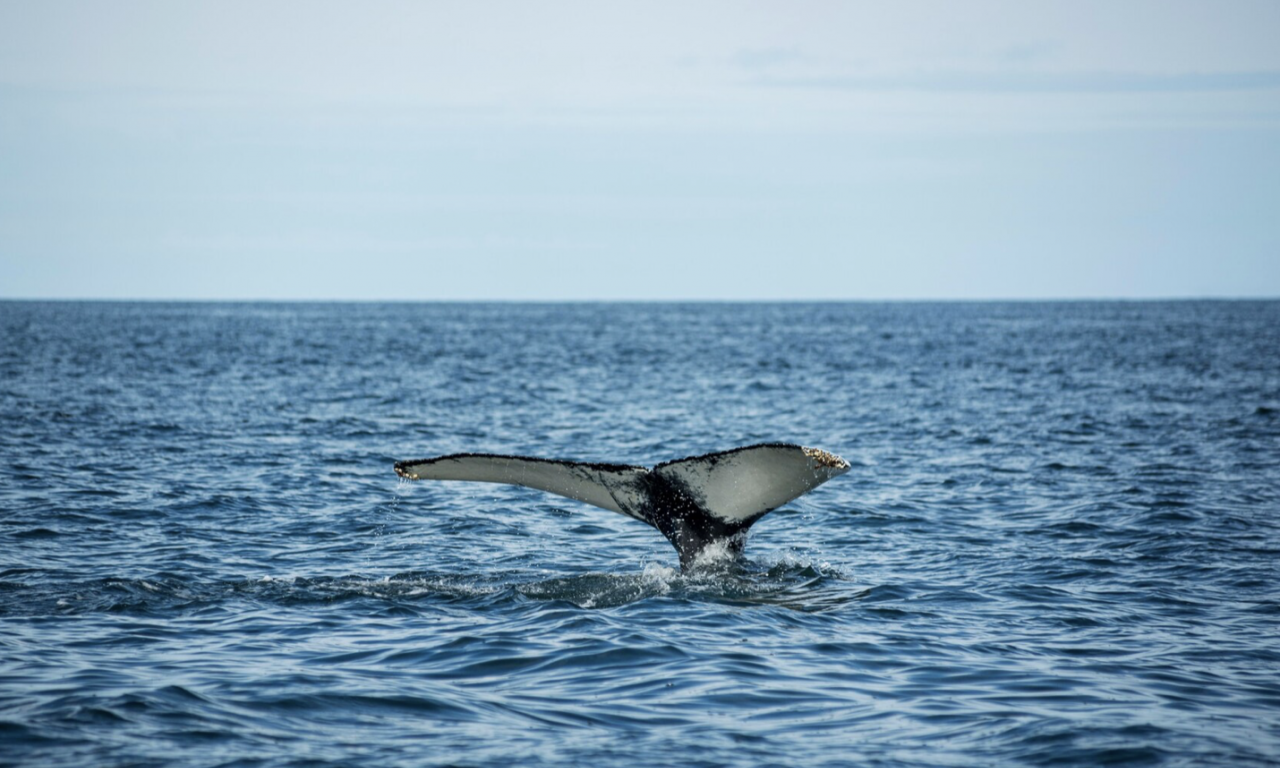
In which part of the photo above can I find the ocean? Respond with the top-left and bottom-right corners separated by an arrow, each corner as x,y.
2,300 -> 1278,767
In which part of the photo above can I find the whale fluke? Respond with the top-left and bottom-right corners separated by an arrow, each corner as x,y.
394,443 -> 850,568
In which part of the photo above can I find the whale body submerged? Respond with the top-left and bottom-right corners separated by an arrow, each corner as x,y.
394,443 -> 850,568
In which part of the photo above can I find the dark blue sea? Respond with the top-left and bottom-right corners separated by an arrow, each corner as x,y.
2,301 -> 1278,768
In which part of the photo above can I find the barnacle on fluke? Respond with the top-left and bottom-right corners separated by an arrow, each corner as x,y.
803,447 -> 850,470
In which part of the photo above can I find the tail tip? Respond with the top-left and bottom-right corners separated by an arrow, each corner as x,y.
803,447 -> 850,472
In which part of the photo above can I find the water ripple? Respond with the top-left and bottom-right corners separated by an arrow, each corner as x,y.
2,301 -> 1279,767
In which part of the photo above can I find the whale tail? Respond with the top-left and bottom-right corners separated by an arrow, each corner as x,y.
394,443 -> 850,568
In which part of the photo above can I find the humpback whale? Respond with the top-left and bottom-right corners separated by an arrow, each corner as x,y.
394,443 -> 850,568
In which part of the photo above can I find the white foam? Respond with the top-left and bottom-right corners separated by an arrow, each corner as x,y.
641,562 -> 678,582
688,539 -> 739,570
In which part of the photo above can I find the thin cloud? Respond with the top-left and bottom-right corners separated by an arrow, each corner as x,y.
732,47 -> 804,71
758,70 -> 1280,93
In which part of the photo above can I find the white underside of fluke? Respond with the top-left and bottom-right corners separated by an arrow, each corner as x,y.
395,443 -> 850,527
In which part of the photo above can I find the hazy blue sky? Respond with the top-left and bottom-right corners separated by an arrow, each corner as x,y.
1,1 -> 1277,299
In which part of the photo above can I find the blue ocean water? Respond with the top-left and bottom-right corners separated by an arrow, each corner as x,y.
1,300 -> 1278,768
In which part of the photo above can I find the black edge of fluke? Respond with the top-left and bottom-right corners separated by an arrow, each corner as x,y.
394,452 -> 645,479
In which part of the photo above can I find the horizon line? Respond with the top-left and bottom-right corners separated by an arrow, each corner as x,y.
2,296 -> 1277,304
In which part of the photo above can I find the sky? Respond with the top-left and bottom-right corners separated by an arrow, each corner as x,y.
1,0 -> 1278,300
